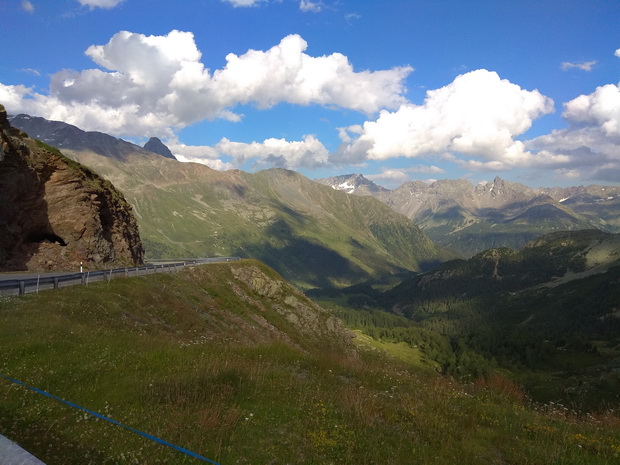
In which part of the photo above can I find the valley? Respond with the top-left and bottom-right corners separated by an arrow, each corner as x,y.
314,229 -> 620,410
2,1 -> 618,462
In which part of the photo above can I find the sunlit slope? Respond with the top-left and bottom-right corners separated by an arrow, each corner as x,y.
2,261 -> 619,464
70,150 -> 445,288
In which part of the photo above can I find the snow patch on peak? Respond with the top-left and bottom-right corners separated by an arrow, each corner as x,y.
336,181 -> 356,193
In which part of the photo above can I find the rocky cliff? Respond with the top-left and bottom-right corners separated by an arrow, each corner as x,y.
0,104 -> 144,271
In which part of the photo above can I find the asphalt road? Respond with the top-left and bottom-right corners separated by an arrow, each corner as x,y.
0,258 -> 239,282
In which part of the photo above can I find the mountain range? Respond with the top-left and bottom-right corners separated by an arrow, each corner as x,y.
9,111 -> 619,282
319,174 -> 619,256
8,114 -> 176,161
8,113 -> 446,288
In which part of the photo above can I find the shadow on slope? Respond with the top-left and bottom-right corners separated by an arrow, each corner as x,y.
233,219 -> 368,288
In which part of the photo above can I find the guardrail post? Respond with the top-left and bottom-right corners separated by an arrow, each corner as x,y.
19,281 -> 26,295
53,277 -> 59,289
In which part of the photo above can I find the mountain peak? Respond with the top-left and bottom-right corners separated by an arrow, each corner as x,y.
315,173 -> 388,195
143,137 -> 176,160
474,176 -> 533,199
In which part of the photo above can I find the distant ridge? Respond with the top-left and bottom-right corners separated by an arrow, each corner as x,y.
9,114 -> 166,161
321,174 -> 614,256
538,184 -> 620,231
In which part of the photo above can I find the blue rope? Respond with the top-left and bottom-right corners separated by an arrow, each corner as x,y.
0,373 -> 221,464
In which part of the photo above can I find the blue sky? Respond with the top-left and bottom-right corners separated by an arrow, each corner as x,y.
1,0 -> 618,188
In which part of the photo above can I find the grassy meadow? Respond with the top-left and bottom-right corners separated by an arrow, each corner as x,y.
1,261 -> 619,464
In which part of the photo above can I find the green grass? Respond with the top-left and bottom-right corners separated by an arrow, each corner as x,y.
351,330 -> 439,369
1,262 -> 619,464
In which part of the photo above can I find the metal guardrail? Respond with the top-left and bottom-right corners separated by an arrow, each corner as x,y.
0,258 -> 240,296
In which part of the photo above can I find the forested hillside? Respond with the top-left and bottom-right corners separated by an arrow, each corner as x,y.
316,230 -> 620,409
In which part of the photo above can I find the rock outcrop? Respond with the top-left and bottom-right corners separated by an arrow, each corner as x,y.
230,264 -> 355,343
0,104 -> 144,271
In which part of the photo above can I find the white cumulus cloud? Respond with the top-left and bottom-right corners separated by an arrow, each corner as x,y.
214,34 -> 411,113
563,83 -> 620,136
525,82 -> 620,183
366,165 -> 446,188
216,135 -> 330,170
0,31 -> 411,138
337,69 -> 554,170
0,83 -> 34,111
366,170 -> 410,187
162,135 -> 330,171
171,142 -> 234,171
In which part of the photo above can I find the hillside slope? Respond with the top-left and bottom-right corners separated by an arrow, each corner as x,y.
382,229 -> 620,407
64,150 -> 445,288
0,105 -> 143,271
1,261 -> 619,464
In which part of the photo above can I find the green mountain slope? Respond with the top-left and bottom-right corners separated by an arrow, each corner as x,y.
380,230 -> 620,408
2,262 -> 619,464
67,150 -> 445,288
